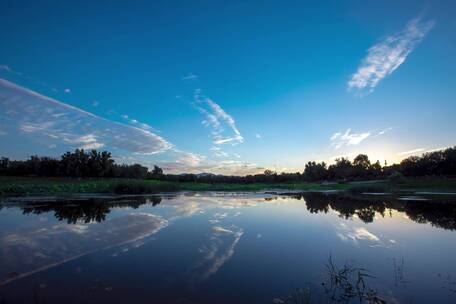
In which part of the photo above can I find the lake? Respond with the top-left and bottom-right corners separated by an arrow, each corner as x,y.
1,192 -> 456,303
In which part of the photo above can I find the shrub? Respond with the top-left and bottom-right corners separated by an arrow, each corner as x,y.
388,171 -> 405,184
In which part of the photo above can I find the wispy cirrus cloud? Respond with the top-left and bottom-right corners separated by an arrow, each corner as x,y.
0,78 -> 172,155
425,147 -> 449,153
0,64 -> 23,76
182,72 -> 198,81
121,114 -> 160,133
330,129 -> 370,150
0,79 -> 263,175
210,146 -> 229,158
397,148 -> 425,156
66,134 -> 105,150
194,89 -> 244,146
0,65 -> 12,72
377,127 -> 392,136
348,17 -> 434,94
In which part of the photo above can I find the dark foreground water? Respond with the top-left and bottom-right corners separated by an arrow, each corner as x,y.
1,192 -> 456,303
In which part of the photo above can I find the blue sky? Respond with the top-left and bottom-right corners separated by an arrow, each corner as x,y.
1,1 -> 455,174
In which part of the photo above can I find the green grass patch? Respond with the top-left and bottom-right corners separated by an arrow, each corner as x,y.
1,176 -> 455,196
0,177 -> 179,195
112,180 -> 180,194
394,176 -> 456,191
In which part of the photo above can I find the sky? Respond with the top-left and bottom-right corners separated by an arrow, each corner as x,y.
0,0 -> 455,175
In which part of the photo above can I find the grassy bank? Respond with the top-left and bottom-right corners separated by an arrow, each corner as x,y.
1,176 -> 455,196
0,177 -> 179,195
0,176 -> 350,195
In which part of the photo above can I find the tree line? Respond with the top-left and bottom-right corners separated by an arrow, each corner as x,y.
1,146 -> 455,182
0,149 -> 163,179
161,146 -> 456,183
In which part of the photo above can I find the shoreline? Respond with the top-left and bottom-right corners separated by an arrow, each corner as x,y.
1,176 -> 456,197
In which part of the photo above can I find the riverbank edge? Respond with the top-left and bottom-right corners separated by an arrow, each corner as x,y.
1,176 -> 456,197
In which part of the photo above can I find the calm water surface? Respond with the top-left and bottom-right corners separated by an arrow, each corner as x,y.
1,192 -> 456,303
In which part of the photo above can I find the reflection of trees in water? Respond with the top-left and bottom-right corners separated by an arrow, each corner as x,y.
20,196 -> 162,224
298,192 -> 456,230
402,202 -> 456,231
13,193 -> 456,230
299,193 -> 385,223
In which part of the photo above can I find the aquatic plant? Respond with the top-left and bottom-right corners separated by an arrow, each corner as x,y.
323,255 -> 385,304
275,256 -> 386,304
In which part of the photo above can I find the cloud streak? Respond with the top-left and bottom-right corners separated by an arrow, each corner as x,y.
397,148 -> 425,156
182,72 -> 198,80
194,90 -> 244,146
0,79 -> 262,175
0,79 -> 172,155
121,114 -> 159,133
330,129 -> 370,150
348,17 -> 434,94
377,127 -> 392,136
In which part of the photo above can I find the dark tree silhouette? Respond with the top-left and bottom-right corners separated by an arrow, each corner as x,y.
1,146 -> 455,182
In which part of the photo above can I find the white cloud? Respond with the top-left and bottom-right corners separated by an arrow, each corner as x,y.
182,72 -> 198,80
66,134 -> 105,150
0,65 -> 23,76
175,150 -> 205,167
195,90 -> 244,146
121,114 -> 158,132
378,127 -> 392,136
397,148 -> 425,156
209,146 -> 241,159
0,79 -> 172,155
255,133 -> 261,139
425,147 -> 449,153
330,128 -> 370,150
156,157 -> 263,176
0,79 -> 262,176
92,101 -> 99,107
348,17 -> 434,94
0,65 -> 11,72
64,88 -> 71,93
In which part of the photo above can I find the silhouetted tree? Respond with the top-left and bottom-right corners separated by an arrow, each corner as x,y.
149,165 -> 164,179
328,158 -> 353,180
1,146 -> 456,182
303,161 -> 328,182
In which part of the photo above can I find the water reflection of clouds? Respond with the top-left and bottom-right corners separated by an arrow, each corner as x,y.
163,195 -> 265,221
0,213 -> 168,286
336,223 -> 381,244
209,212 -> 229,224
182,199 -> 254,287
0,194 -> 274,286
189,224 -> 244,285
